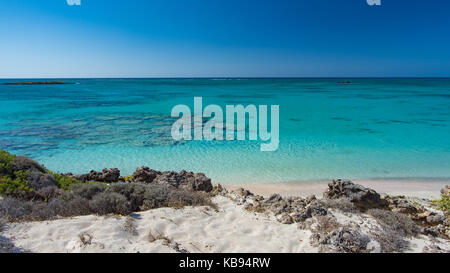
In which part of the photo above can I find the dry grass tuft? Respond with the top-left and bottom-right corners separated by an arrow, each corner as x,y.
79,232 -> 93,246
123,216 -> 138,236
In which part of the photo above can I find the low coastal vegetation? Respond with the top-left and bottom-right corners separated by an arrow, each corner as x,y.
433,187 -> 450,214
0,150 -> 215,222
367,209 -> 419,253
0,218 -> 5,232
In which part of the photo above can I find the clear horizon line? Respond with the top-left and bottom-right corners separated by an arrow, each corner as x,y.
1,76 -> 450,80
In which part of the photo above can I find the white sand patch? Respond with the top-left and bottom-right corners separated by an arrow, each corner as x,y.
2,196 -> 316,253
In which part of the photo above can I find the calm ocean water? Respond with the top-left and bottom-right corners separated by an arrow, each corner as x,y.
0,78 -> 449,184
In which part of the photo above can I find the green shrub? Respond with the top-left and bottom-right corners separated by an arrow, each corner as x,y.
121,176 -> 132,182
0,150 -> 15,176
52,173 -> 82,190
107,183 -> 147,211
89,192 -> 131,215
107,183 -> 216,211
59,196 -> 91,217
0,197 -> 31,221
70,183 -> 106,200
1,150 -> 217,221
11,155 -> 46,174
0,171 -> 31,197
35,186 -> 62,201
167,189 -> 216,210
432,194 -> 450,213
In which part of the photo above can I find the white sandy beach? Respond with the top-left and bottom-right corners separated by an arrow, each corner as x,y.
2,195 -> 315,253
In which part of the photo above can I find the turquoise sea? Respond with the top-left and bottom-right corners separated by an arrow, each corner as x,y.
0,78 -> 449,184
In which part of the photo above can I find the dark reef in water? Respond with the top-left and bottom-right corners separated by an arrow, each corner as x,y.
3,81 -> 76,85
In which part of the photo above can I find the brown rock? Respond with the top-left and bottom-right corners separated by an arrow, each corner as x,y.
131,166 -> 160,183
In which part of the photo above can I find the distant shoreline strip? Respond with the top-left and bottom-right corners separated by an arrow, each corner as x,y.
3,81 -> 76,85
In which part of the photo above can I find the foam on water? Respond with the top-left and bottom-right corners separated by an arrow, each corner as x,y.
1,78 -> 449,184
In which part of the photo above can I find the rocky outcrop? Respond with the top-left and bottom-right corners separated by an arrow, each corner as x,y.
68,168 -> 120,183
127,167 -> 212,192
234,188 -> 254,198
67,166 -> 213,192
236,189 -> 327,225
385,195 -> 425,215
323,180 -> 387,211
384,195 -> 447,235
226,180 -> 450,249
131,166 -> 160,183
90,168 -> 120,183
419,211 -> 446,226
153,170 -> 213,192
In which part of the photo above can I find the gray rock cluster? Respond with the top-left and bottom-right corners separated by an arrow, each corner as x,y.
129,167 -> 213,192
323,179 -> 387,211
66,168 -> 121,183
223,187 -> 326,225
131,166 -> 159,183
383,195 -> 448,238
67,166 -> 213,192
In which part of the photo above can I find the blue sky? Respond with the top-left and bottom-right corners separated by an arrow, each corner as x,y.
0,0 -> 449,78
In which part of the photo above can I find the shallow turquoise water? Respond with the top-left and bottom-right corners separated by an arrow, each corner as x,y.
0,78 -> 449,184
